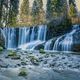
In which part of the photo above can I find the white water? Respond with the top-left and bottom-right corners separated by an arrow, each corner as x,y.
38,25 -> 47,41
19,40 -> 44,50
44,39 -> 53,50
3,28 -> 17,48
53,25 -> 80,51
18,27 -> 30,45
2,25 -> 47,50
1,25 -> 80,51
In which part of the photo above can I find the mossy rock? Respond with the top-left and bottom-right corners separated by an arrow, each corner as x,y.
29,56 -> 40,65
39,49 -> 45,54
18,67 -> 28,77
0,46 -> 3,51
8,51 -> 17,57
8,51 -> 20,59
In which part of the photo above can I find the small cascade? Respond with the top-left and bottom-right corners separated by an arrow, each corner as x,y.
18,27 -> 30,46
2,25 -> 47,50
1,24 -> 80,51
53,25 -> 80,51
19,40 -> 44,50
30,27 -> 35,41
3,28 -> 17,49
44,39 -> 53,50
38,25 -> 47,41
53,36 -> 64,51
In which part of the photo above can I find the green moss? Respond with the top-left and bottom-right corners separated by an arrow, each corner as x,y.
19,67 -> 28,77
8,50 -> 20,59
8,51 -> 17,57
0,46 -> 3,51
39,49 -> 45,54
69,3 -> 77,17
29,55 -> 40,65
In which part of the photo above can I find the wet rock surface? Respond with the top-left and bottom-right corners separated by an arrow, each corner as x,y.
0,50 -> 80,70
0,29 -> 5,48
0,50 -> 80,80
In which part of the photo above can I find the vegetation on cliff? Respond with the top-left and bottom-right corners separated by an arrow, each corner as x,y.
0,0 -> 79,27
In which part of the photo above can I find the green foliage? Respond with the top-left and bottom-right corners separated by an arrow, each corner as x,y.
21,0 -> 29,15
32,0 -> 43,17
8,51 -> 17,57
46,0 -> 66,19
47,17 -> 72,37
19,67 -> 28,76
7,0 -> 19,27
8,16 -> 17,27
31,0 -> 45,24
0,46 -> 3,51
39,49 -> 45,54
32,0 -> 39,17
29,55 -> 40,65
0,0 -> 2,25
8,50 -> 20,59
69,3 -> 76,17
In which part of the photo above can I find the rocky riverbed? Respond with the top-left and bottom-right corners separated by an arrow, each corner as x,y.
0,50 -> 80,80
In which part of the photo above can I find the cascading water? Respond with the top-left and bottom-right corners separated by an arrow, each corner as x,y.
37,25 -> 47,41
18,27 -> 30,45
2,25 -> 47,50
44,39 -> 53,50
53,25 -> 80,51
1,24 -> 80,51
30,27 -> 35,41
3,28 -> 18,49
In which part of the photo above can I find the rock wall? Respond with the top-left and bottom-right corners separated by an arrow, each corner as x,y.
0,28 -> 5,48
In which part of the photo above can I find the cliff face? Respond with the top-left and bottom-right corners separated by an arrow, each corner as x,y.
0,0 -> 79,27
0,28 -> 5,48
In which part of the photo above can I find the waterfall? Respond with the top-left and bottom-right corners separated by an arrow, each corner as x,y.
2,24 -> 80,51
19,40 -> 44,50
38,25 -> 47,41
2,25 -> 47,50
44,39 -> 53,50
3,28 -> 17,49
30,27 -> 35,41
18,27 -> 30,46
53,25 -> 80,51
